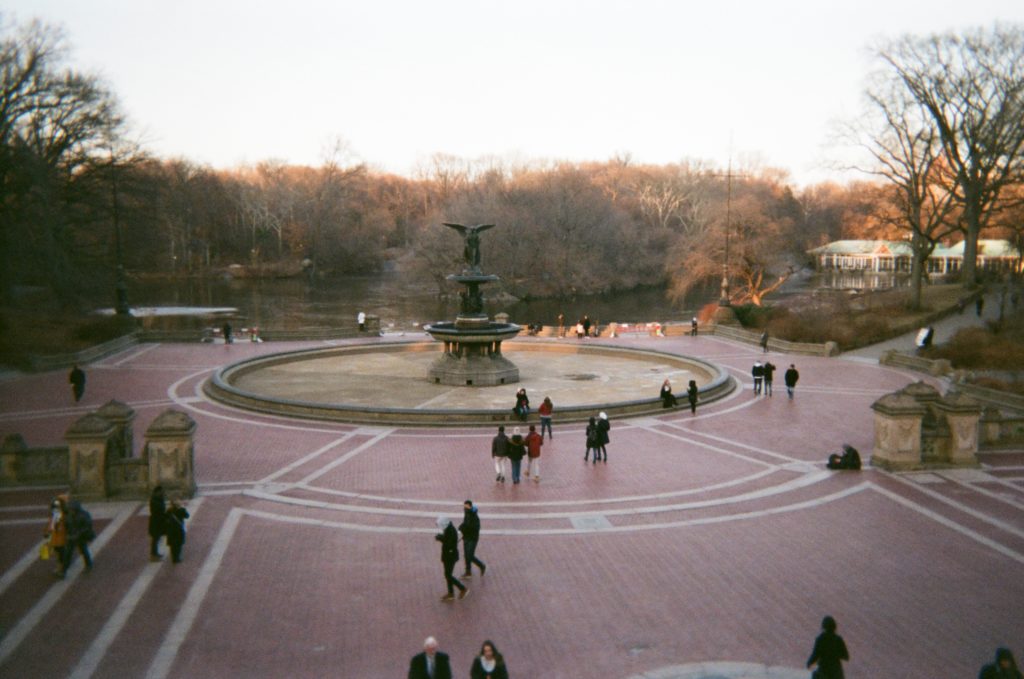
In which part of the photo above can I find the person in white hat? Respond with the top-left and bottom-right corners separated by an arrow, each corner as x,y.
596,412 -> 610,462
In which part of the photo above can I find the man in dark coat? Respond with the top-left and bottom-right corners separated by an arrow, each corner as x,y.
435,517 -> 467,601
807,615 -> 849,679
458,500 -> 486,577
149,486 -> 167,561
64,500 -> 95,573
408,636 -> 453,679
165,498 -> 190,564
979,647 -> 1022,679
491,426 -> 508,483
69,365 -> 86,402
784,364 -> 800,399
762,361 -> 776,397
596,412 -> 610,462
752,361 -> 764,395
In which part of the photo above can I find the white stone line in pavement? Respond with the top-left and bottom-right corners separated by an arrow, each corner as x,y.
942,474 -> 1024,512
0,503 -> 138,665
243,482 -> 868,536
293,467 -> 780,508
251,470 -> 831,521
661,421 -> 801,464
622,660 -> 808,679
0,398 -> 174,422
257,433 -> 356,484
0,517 -> 47,526
109,342 -> 162,367
68,497 -> 206,679
91,342 -> 147,366
868,484 -> 1024,565
297,429 -> 395,485
145,506 -> 242,679
640,423 -> 777,468
0,542 -> 47,598
886,473 -> 1024,542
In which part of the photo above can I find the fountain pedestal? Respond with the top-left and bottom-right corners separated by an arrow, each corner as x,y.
424,231 -> 521,386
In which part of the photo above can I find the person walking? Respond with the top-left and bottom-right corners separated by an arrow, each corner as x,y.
149,485 -> 167,561
806,615 -> 849,679
760,329 -> 769,352
584,416 -> 599,463
687,379 -> 699,415
575,320 -> 585,340
491,426 -> 508,483
357,311 -> 366,331
582,315 -> 592,337
165,497 -> 190,564
507,428 -> 526,484
64,499 -> 95,574
660,379 -> 678,408
596,411 -> 611,462
222,322 -> 233,344
69,365 -> 86,403
752,361 -> 764,396
525,424 -> 543,482
784,364 -> 800,400
691,317 -> 698,336
979,648 -> 1022,679
459,500 -> 486,578
470,639 -> 509,679
45,495 -> 68,578
538,397 -> 554,440
763,361 -> 776,397
435,517 -> 467,601
408,636 -> 453,679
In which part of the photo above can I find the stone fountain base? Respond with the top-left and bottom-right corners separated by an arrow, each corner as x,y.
424,316 -> 521,386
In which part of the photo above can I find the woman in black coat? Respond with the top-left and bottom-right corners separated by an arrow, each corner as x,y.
659,379 -> 678,408
165,498 -> 190,564
807,615 -> 849,679
686,380 -> 699,415
435,517 -> 467,601
148,486 -> 166,561
470,639 -> 509,679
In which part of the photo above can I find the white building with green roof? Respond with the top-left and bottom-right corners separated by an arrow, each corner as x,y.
808,239 -> 1021,276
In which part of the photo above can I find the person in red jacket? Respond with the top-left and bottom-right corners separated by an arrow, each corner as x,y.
525,424 -> 543,482
538,397 -> 554,440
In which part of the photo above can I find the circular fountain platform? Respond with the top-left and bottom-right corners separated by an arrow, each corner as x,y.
205,340 -> 735,426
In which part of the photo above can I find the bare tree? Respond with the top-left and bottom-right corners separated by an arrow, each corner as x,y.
877,25 -> 1024,285
852,77 -> 960,308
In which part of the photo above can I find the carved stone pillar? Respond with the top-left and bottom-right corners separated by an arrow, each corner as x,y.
0,433 -> 27,484
870,393 -> 927,470
145,409 -> 197,497
65,414 -> 116,498
934,391 -> 982,466
96,399 -> 136,459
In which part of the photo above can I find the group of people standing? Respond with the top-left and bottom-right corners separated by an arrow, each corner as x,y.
584,412 -> 610,463
751,361 -> 800,399
490,424 -> 544,484
43,493 -> 95,578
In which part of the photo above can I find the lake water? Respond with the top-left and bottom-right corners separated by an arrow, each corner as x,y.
113,275 -> 713,331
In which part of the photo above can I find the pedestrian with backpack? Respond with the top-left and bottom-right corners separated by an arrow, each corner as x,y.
64,500 -> 95,573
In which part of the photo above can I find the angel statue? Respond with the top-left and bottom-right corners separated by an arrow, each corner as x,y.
443,223 -> 495,272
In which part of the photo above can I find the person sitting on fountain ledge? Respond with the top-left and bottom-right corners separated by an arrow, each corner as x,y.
513,388 -> 530,421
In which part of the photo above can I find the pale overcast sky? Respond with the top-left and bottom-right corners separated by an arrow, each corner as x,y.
7,0 -> 1024,185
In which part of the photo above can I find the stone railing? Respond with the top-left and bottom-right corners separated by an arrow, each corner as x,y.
0,401 -> 196,499
710,324 -> 840,356
28,332 -> 140,372
879,350 -> 953,376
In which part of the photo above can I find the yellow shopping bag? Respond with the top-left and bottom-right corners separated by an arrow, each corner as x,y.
39,542 -> 50,561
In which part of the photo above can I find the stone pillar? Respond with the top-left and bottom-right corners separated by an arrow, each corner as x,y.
145,409 -> 197,497
934,391 -> 982,466
0,433 -> 27,484
65,414 -> 116,498
95,399 -> 136,459
870,393 -> 927,470
495,312 -> 510,325
981,407 -> 1003,446
900,381 -> 942,409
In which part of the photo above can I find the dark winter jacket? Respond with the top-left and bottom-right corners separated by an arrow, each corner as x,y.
807,631 -> 849,679
470,656 -> 509,679
66,501 -> 95,543
491,431 -> 509,458
597,418 -> 610,445
149,490 -> 167,537
436,523 -> 460,564
785,367 -> 800,388
165,506 -> 190,546
507,435 -> 526,461
459,507 -> 481,542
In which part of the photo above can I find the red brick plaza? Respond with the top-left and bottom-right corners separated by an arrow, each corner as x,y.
1,334 -> 1021,678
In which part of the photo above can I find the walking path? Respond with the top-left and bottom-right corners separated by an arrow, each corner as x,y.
1,331 -> 1021,678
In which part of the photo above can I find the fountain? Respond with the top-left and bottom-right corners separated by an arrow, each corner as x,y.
423,223 -> 521,386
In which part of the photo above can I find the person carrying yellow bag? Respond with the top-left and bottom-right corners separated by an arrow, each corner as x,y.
44,494 -> 68,578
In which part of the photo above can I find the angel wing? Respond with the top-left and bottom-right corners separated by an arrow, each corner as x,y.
442,222 -> 468,235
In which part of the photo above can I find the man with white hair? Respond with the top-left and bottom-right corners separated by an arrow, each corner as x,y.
407,636 -> 452,679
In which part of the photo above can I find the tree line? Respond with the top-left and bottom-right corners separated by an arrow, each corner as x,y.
2,17 -> 1021,312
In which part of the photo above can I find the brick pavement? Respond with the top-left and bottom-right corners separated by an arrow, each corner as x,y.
1,335 -> 1022,678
